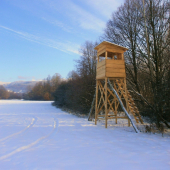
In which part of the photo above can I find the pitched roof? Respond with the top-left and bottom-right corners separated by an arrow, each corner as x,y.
94,41 -> 128,51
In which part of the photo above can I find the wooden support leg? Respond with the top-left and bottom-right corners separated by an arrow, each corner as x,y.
128,119 -> 130,127
105,78 -> 108,128
115,111 -> 117,124
124,78 -> 131,127
114,82 -> 117,124
95,80 -> 98,125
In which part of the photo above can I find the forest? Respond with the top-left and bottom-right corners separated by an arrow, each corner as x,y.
5,0 -> 169,130
0,85 -> 22,99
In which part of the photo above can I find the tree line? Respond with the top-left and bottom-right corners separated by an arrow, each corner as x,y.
23,73 -> 61,101
53,41 -> 97,114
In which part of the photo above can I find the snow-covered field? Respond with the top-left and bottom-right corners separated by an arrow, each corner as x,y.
0,100 -> 169,170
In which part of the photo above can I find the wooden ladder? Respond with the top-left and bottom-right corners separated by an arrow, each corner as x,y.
127,92 -> 143,124
115,80 -> 143,124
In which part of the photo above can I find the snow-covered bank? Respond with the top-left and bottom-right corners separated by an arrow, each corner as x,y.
0,100 -> 169,170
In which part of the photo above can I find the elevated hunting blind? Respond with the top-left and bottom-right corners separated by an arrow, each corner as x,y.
93,41 -> 143,130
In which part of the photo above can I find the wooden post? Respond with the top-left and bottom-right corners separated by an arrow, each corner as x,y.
95,80 -> 99,125
124,78 -> 130,127
114,82 -> 118,124
105,51 -> 108,128
105,78 -> 108,128
122,53 -> 124,60
115,109 -> 117,124
105,51 -> 107,59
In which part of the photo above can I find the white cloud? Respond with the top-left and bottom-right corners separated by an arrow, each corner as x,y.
84,0 -> 124,18
18,76 -> 27,80
41,0 -> 106,32
0,25 -> 80,55
41,17 -> 74,33
5,0 -> 124,34
65,1 -> 106,32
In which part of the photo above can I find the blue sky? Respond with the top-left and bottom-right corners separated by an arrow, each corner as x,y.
0,0 -> 124,83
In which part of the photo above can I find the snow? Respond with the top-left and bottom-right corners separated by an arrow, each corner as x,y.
0,100 -> 170,170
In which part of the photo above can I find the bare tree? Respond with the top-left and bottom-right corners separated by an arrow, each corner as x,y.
103,0 -> 170,127
102,0 -> 142,93
53,41 -> 98,114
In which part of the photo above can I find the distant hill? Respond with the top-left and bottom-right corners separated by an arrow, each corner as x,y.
3,81 -> 39,93
0,81 -> 10,85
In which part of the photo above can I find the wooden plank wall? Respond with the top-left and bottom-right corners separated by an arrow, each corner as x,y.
97,59 -> 125,79
96,60 -> 105,79
106,60 -> 125,78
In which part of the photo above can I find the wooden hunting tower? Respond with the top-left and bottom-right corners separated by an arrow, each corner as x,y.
94,41 -> 143,128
